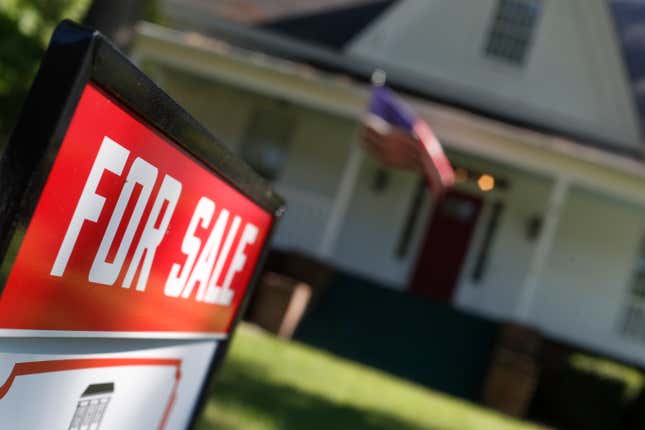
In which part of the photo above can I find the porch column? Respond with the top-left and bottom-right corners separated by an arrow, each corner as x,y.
318,143 -> 364,258
515,176 -> 570,322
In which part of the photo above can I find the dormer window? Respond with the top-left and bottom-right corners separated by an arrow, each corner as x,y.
484,0 -> 542,66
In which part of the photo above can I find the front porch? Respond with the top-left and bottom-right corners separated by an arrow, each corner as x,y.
132,21 -> 645,428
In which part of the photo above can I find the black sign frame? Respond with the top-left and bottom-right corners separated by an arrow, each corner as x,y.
0,20 -> 284,428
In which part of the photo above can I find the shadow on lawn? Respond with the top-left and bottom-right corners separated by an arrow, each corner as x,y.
199,358 -> 437,430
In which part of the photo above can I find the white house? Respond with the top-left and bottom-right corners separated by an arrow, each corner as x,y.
131,0 -> 645,376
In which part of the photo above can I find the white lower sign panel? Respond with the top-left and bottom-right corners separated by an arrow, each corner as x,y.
0,340 -> 217,430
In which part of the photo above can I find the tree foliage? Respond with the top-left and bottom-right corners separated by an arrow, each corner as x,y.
0,0 -> 90,135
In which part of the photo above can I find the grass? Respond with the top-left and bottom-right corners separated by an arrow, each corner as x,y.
195,324 -> 545,430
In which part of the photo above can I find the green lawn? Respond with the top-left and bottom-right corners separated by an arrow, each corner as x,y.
195,324 -> 544,430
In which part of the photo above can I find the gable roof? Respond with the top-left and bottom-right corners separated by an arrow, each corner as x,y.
160,0 -> 390,24
260,0 -> 395,50
345,0 -> 642,155
159,0 -> 644,157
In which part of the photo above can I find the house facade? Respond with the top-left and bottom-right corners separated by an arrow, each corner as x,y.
132,0 -> 645,380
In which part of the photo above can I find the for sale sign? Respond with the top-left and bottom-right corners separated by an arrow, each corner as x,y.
2,83 -> 272,336
0,21 -> 283,429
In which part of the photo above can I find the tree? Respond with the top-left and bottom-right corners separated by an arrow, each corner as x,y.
0,0 -> 91,139
0,0 -> 160,145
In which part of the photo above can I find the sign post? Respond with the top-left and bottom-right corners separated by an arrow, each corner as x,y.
0,20 -> 284,429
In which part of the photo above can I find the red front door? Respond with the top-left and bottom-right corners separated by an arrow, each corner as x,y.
410,190 -> 483,301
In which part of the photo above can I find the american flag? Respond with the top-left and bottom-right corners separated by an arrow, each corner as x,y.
360,85 -> 455,198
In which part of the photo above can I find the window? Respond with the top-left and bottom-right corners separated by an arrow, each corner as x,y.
484,0 -> 542,65
622,238 -> 645,340
240,107 -> 294,181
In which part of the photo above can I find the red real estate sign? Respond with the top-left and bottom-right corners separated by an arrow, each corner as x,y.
0,21 -> 283,429
0,83 -> 272,336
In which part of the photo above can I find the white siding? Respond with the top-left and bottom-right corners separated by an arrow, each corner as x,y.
530,187 -> 645,364
454,163 -> 552,319
328,157 -> 432,288
327,152 -> 552,293
142,64 -> 355,256
272,110 -> 355,252
148,64 -> 252,152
